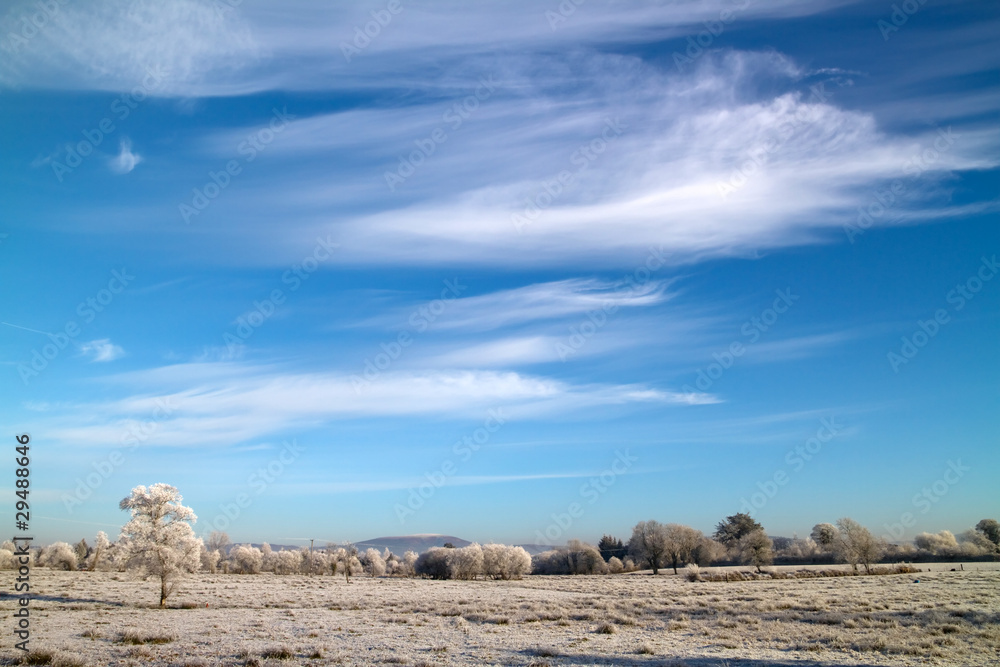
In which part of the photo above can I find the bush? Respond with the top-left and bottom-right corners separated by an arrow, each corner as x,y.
532,541 -> 607,575
228,545 -> 263,574
482,544 -> 531,580
415,547 -> 451,579
39,542 -> 77,571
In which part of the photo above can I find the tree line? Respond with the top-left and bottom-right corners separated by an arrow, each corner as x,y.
3,484 -> 997,607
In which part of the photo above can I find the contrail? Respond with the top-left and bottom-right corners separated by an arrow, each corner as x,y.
1,321 -> 53,336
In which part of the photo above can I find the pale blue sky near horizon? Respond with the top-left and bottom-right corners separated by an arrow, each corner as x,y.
1,0 -> 998,549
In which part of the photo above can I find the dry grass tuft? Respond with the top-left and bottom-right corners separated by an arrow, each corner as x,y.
116,630 -> 175,645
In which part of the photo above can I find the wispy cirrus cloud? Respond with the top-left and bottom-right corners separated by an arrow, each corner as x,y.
37,362 -> 704,448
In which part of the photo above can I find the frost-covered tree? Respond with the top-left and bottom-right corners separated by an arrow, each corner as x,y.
332,546 -> 361,582
447,543 -> 484,580
975,519 -> 1000,548
782,537 -> 820,561
482,544 -> 532,580
259,543 -> 275,572
715,513 -> 763,551
400,550 -> 418,577
628,520 -> 669,574
275,550 -> 300,575
835,517 -> 884,574
914,530 -> 959,556
958,529 -> 995,555
692,537 -> 727,566
532,541 -> 607,575
228,545 -> 263,574
607,556 -> 624,574
663,524 -> 703,574
74,539 -> 90,567
362,547 -> 387,577
118,483 -> 203,607
810,523 -> 839,550
200,546 -> 221,573
89,531 -> 113,571
206,530 -> 230,555
415,547 -> 451,579
39,542 -> 77,570
737,529 -> 773,573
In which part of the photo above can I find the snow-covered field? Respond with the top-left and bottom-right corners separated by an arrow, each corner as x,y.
3,564 -> 999,666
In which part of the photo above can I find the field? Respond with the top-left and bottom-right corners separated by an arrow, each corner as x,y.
2,564 -> 999,666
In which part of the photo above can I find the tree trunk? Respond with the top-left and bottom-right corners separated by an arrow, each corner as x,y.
160,574 -> 168,608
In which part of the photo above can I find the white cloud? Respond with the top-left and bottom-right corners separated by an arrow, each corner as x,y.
0,0 -> 856,95
40,362 -> 698,447
381,278 -> 670,332
109,138 -> 141,174
143,49 -> 997,270
78,339 -> 124,362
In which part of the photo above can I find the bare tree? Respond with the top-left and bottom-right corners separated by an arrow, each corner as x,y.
628,520 -> 669,574
835,517 -> 884,574
206,531 -> 230,555
362,547 -> 387,577
118,483 -> 203,607
663,524 -> 703,574
89,531 -> 112,571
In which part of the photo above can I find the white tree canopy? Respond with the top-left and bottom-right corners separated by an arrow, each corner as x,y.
119,483 -> 203,607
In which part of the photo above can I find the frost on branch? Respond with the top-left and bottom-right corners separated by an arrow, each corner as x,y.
118,483 -> 203,607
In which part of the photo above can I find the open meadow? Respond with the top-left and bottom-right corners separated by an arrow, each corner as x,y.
3,564 -> 999,667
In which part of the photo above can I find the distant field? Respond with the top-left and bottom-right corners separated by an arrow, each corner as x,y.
2,564 -> 998,666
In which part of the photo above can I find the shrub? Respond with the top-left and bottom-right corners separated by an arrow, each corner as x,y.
415,547 -> 451,579
533,541 -> 607,575
228,545 -> 263,574
39,542 -> 77,571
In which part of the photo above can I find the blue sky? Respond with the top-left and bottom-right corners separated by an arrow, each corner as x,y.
1,0 -> 997,549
